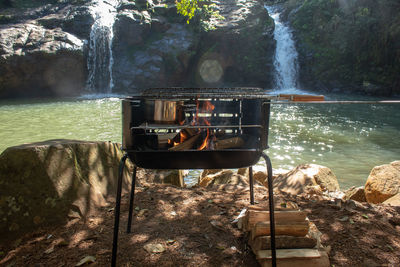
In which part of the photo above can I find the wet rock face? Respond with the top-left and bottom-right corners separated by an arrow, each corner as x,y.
0,140 -> 132,242
0,22 -> 87,98
192,0 -> 275,88
0,1 -> 92,98
111,7 -> 196,92
284,0 -> 400,95
111,0 -> 275,92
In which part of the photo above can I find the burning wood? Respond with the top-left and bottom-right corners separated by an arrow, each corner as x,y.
168,134 -> 201,151
167,130 -> 245,151
164,99 -> 245,151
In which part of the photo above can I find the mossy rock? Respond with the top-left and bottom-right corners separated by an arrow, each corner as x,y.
0,140 -> 132,242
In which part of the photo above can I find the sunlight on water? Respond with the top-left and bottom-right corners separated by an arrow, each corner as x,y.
264,102 -> 400,189
0,98 -> 121,153
0,97 -> 399,189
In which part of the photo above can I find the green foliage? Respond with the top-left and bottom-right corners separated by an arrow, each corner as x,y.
176,0 -> 201,23
175,0 -> 223,29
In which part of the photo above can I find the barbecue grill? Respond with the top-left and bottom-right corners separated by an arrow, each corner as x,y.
112,88 -> 278,266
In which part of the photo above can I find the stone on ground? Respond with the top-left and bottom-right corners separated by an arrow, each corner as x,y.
365,161 -> 400,204
199,170 -> 248,187
344,186 -> 366,202
273,164 -> 340,195
382,193 -> 400,206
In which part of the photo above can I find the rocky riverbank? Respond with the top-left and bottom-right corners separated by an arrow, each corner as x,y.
1,167 -> 399,266
1,139 -> 399,260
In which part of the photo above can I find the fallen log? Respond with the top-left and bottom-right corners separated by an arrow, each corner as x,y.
251,221 -> 310,240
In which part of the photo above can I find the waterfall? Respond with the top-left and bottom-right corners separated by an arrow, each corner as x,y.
265,5 -> 300,93
87,0 -> 118,93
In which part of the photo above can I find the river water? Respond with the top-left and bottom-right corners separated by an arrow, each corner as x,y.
0,95 -> 399,189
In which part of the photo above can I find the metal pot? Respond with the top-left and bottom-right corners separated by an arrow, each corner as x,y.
145,100 -> 185,124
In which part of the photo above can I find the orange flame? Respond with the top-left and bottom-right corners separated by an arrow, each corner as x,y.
197,100 -> 214,150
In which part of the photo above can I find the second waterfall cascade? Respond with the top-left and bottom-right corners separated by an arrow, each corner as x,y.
265,5 -> 301,93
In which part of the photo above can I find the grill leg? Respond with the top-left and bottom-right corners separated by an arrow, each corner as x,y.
249,166 -> 255,205
127,166 -> 137,233
261,152 -> 276,267
111,154 -> 128,267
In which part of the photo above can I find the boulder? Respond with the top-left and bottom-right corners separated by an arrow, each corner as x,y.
383,193 -> 400,206
273,164 -> 340,195
365,161 -> 400,203
201,169 -> 223,179
344,186 -> 366,202
198,170 -> 248,187
237,168 -> 248,176
237,165 -> 270,186
0,140 -> 132,241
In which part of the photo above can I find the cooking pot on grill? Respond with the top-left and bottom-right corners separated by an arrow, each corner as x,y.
145,100 -> 185,124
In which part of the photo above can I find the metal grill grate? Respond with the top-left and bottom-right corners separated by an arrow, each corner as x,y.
132,87 -> 275,99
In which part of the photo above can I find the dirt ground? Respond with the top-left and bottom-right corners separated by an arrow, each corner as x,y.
1,175 -> 400,267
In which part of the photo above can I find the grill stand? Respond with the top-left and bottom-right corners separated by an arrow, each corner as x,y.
262,152 -> 276,267
111,154 -> 276,267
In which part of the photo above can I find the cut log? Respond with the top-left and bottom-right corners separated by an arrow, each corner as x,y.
257,249 -> 330,267
251,221 -> 310,240
244,210 -> 307,232
215,137 -> 244,149
249,235 -> 317,252
248,202 -> 299,211
168,134 -> 200,151
256,248 -> 321,260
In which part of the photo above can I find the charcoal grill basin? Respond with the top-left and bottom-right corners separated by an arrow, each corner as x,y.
126,149 -> 262,169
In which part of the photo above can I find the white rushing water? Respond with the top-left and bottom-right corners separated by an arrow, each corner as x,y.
87,0 -> 119,93
265,5 -> 301,94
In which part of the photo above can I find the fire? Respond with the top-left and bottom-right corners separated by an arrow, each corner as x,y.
178,130 -> 189,144
197,100 -> 214,150
168,99 -> 215,150
168,128 -> 190,147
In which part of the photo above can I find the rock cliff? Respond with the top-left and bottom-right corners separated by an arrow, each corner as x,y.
0,0 -> 275,98
111,0 -> 275,92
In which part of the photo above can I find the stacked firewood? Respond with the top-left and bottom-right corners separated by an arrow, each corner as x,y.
238,204 -> 330,267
